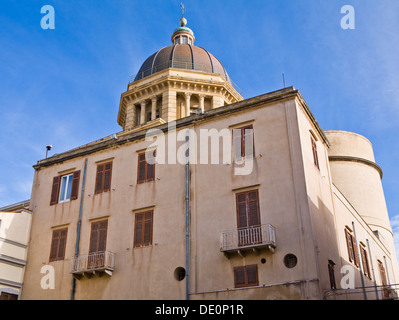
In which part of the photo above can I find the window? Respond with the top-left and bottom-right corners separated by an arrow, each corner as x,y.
95,162 -> 112,194
234,265 -> 258,288
328,260 -> 337,290
345,228 -> 359,267
284,254 -> 298,269
0,292 -> 18,300
182,36 -> 188,44
360,245 -> 371,279
50,171 -> 80,205
310,135 -> 320,170
233,125 -> 254,160
137,151 -> 156,184
49,228 -> 68,262
236,189 -> 261,246
134,211 -> 153,247
88,220 -> 108,269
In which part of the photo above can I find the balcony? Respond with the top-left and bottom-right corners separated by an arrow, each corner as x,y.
220,224 -> 276,257
70,251 -> 115,278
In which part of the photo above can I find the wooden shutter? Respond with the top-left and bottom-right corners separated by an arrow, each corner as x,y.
345,228 -> 354,263
49,228 -> 68,261
236,193 -> 248,229
246,264 -> 259,286
248,190 -> 260,226
234,266 -> 246,288
234,265 -> 258,288
70,170 -> 81,201
95,162 -> 112,193
243,125 -> 254,158
134,211 -> 153,247
311,136 -> 320,170
95,165 -> 104,194
89,220 -> 108,253
146,150 -> 156,181
138,153 -> 146,183
50,175 -> 61,205
103,163 -> 112,192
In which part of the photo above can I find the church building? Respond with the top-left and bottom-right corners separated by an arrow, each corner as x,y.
20,14 -> 399,300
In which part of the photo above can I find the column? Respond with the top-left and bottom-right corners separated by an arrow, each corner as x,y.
140,100 -> 146,125
199,94 -> 205,113
151,96 -> 157,121
185,93 -> 192,117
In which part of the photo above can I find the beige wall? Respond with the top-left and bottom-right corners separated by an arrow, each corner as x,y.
0,210 -> 32,298
21,89 -> 399,300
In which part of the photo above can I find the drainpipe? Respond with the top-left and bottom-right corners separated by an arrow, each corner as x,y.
185,130 -> 191,301
366,239 -> 379,300
70,158 -> 88,300
352,221 -> 367,300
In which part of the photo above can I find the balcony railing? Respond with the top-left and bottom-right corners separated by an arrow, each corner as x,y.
220,224 -> 276,254
70,251 -> 115,277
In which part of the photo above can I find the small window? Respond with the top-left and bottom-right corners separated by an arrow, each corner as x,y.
328,260 -> 337,290
59,174 -> 73,202
50,171 -> 81,205
234,265 -> 258,288
345,228 -> 360,267
95,162 -> 113,194
310,135 -> 320,170
174,267 -> 186,281
49,228 -> 68,262
182,36 -> 188,44
284,254 -> 298,269
233,125 -> 254,160
134,211 -> 154,247
137,151 -> 156,184
360,245 -> 372,279
0,292 -> 18,300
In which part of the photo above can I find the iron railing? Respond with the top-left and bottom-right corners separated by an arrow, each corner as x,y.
324,283 -> 399,300
70,251 -> 115,274
220,224 -> 276,252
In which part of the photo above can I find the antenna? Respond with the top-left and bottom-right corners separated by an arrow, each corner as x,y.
282,73 -> 286,88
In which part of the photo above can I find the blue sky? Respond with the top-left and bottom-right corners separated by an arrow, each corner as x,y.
1,1 -> 399,245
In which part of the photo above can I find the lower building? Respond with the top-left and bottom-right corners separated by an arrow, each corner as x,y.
0,203 -> 32,300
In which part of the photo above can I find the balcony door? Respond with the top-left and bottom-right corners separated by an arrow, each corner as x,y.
88,220 -> 108,269
236,190 -> 261,246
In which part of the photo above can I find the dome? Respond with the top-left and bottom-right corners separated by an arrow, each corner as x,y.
134,44 -> 232,84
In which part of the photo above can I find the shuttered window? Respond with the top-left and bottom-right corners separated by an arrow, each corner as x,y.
49,228 -> 68,262
311,136 -> 320,170
345,228 -> 359,267
137,151 -> 156,184
50,171 -> 81,205
134,211 -> 153,247
233,125 -> 254,160
236,190 -> 260,229
360,246 -> 372,279
89,220 -> 108,254
234,265 -> 259,288
95,162 -> 112,194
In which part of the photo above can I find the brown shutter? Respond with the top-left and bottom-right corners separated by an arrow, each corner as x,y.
243,125 -> 254,158
143,212 -> 153,245
134,213 -> 143,247
352,234 -> 360,267
246,265 -> 259,286
70,170 -> 81,201
103,163 -> 112,192
345,228 -> 354,263
248,190 -> 260,226
236,193 -> 248,229
138,153 -> 146,183
95,165 -> 104,194
49,228 -> 68,261
50,175 -> 61,205
90,220 -> 108,253
234,266 -> 246,288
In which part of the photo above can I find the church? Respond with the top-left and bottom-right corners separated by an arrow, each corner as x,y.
20,13 -> 399,300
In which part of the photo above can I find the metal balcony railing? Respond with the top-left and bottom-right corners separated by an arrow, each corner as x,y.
70,251 -> 115,276
220,224 -> 276,253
